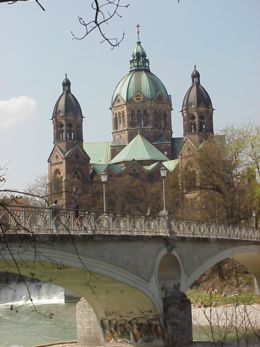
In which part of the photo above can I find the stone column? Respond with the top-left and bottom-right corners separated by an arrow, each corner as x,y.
76,297 -> 104,346
163,284 -> 192,347
254,277 -> 260,294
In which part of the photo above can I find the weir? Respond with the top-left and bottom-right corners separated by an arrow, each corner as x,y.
0,273 -> 64,305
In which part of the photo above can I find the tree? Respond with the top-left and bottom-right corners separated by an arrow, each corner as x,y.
223,124 -> 260,179
181,124 -> 260,225
25,174 -> 48,207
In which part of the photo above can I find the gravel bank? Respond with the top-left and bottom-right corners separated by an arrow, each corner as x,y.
192,303 -> 260,328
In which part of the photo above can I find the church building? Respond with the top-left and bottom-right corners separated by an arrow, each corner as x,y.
48,31 -> 214,209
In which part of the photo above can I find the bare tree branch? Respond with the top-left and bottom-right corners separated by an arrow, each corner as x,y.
71,0 -> 129,48
0,0 -> 45,11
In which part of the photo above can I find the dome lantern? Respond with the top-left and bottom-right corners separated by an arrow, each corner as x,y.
62,73 -> 71,93
191,65 -> 200,85
129,25 -> 150,72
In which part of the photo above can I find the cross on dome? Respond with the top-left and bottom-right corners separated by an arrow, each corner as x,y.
136,24 -> 141,42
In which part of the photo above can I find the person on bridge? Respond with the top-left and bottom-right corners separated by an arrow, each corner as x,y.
51,200 -> 60,232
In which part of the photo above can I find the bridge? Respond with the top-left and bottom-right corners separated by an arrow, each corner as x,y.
1,206 -> 260,346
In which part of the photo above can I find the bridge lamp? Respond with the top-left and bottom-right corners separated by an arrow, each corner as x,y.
252,210 -> 256,229
100,172 -> 108,214
160,166 -> 167,213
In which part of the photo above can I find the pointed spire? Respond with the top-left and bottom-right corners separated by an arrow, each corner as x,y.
191,65 -> 200,84
130,25 -> 150,71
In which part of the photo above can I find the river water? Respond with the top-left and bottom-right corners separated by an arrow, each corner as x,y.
0,280 -> 259,347
1,301 -> 260,347
0,302 -> 77,347
0,279 -> 77,347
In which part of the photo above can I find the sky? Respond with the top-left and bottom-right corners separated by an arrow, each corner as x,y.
0,0 -> 259,190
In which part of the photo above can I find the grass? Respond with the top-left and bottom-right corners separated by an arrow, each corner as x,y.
187,290 -> 260,307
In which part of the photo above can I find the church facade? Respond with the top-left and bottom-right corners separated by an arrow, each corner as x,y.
48,34 -> 214,209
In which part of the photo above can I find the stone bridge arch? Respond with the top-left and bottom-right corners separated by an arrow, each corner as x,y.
0,244 -> 162,321
185,244 -> 260,292
153,249 -> 188,294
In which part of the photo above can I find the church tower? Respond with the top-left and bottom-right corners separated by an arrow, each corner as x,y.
181,66 -> 214,145
48,75 -> 90,209
111,27 -> 173,158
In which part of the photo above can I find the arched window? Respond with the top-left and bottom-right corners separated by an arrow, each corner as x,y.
114,115 -> 118,130
122,111 -> 126,127
199,115 -> 206,132
71,169 -> 82,194
53,169 -> 62,195
189,115 -> 196,133
129,110 -> 135,128
58,123 -> 64,140
136,110 -> 142,127
67,123 -> 74,140
143,110 -> 148,126
118,112 -> 122,128
72,169 -> 81,181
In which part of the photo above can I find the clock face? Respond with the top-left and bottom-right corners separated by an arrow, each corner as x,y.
134,93 -> 144,103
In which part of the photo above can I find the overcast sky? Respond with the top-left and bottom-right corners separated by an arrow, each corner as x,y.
0,0 -> 259,190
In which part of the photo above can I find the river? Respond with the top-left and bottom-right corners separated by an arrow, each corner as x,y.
1,301 -> 260,347
0,279 -> 259,347
0,279 -> 77,347
0,303 -> 77,347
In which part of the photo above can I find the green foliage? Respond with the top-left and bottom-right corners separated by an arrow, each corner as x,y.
78,171 -> 181,216
183,123 -> 260,225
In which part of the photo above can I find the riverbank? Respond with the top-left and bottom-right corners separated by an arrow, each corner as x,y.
35,304 -> 260,347
192,303 -> 260,328
35,342 -> 260,347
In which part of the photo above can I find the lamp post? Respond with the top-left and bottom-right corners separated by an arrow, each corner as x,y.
252,210 -> 256,229
100,172 -> 108,214
160,166 -> 167,213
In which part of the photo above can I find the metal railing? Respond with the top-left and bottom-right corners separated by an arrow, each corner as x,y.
0,206 -> 259,241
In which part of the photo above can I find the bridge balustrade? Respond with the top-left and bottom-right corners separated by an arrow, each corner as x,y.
171,219 -> 260,242
0,206 -> 259,241
0,206 -> 168,236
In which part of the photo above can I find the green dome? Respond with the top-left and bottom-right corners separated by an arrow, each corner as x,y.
112,39 -> 170,105
112,70 -> 170,105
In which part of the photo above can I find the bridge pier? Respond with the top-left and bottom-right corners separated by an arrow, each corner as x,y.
254,277 -> 260,294
162,284 -> 192,347
76,297 -> 104,346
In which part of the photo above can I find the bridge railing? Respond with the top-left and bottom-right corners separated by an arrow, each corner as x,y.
172,219 -> 260,241
0,206 -> 259,241
0,206 -> 168,236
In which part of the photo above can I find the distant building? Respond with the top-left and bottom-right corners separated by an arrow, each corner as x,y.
48,33 -> 214,209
